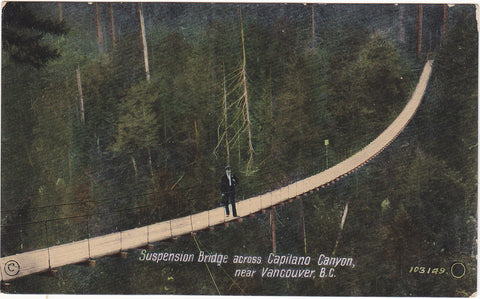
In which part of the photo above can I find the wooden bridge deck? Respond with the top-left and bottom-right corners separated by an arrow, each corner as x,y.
0,61 -> 433,282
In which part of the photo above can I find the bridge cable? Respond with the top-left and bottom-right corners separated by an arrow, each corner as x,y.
1,201 -> 168,228
192,234 -> 221,295
194,235 -> 247,295
87,219 -> 92,259
1,181 -> 211,214
44,221 -> 52,270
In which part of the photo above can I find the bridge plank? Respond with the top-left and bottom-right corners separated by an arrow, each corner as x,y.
147,221 -> 172,242
90,232 -> 122,258
208,207 -> 225,227
170,216 -> 193,237
121,227 -> 149,251
49,240 -> 90,268
191,211 -> 210,232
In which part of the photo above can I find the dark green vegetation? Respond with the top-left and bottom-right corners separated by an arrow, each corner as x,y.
2,2 -> 69,68
2,3 -> 476,296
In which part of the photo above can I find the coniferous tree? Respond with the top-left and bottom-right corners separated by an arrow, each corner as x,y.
114,82 -> 160,178
2,2 -> 68,68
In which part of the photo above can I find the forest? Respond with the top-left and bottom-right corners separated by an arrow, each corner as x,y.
1,2 -> 477,296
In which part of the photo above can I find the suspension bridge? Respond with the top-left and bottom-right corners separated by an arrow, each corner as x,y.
0,60 -> 433,282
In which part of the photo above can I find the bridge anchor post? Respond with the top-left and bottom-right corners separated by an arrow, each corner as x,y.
78,259 -> 96,267
39,268 -> 58,277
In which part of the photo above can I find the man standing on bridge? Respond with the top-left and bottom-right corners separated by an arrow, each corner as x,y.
221,166 -> 239,217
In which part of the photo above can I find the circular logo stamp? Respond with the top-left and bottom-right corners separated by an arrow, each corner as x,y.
450,262 -> 466,279
4,260 -> 20,276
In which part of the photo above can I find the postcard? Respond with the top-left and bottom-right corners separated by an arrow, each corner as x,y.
1,2 -> 477,296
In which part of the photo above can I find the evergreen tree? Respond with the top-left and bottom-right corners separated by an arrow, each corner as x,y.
2,2 -> 68,68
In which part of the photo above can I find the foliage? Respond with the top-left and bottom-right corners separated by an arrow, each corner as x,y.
2,2 -> 68,68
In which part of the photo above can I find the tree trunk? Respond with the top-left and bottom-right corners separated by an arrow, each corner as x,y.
223,70 -> 230,166
95,3 -> 103,53
163,110 -> 168,168
147,148 -> 156,190
57,3 -> 63,21
270,208 -> 276,254
239,7 -> 254,172
417,4 -> 423,58
68,149 -> 72,182
147,148 -> 154,178
95,132 -> 100,153
298,199 -> 307,255
138,3 -> 150,82
76,67 -> 85,124
442,4 -> 448,40
109,3 -> 116,46
398,5 -> 405,44
131,155 -> 138,178
332,201 -> 349,256
194,120 -> 200,162
311,4 -> 315,48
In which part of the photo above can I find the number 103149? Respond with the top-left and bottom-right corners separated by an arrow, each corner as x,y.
409,266 -> 446,275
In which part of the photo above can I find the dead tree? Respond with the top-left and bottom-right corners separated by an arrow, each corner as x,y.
138,3 -> 151,82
